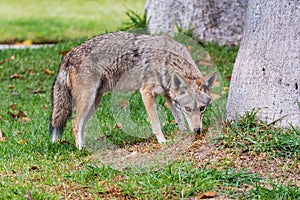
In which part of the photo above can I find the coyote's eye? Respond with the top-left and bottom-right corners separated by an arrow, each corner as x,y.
184,106 -> 191,112
199,106 -> 206,112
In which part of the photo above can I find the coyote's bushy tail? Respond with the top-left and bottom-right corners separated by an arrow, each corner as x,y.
50,67 -> 72,142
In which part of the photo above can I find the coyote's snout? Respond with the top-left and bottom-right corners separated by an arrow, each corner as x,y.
50,31 -> 217,150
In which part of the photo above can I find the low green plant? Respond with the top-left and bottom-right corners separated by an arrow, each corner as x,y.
122,9 -> 148,30
219,110 -> 300,158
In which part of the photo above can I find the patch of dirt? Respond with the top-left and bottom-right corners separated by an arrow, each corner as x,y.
91,132 -> 196,171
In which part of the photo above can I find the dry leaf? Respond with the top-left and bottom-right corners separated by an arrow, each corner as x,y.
162,120 -> 169,126
11,91 -> 20,96
164,102 -> 168,108
22,40 -> 33,46
18,117 -> 31,123
116,122 -> 123,128
225,76 -> 231,81
10,104 -> 16,110
28,70 -> 35,76
42,104 -> 47,110
17,139 -> 27,144
297,181 -> 300,187
8,85 -> 14,90
194,191 -> 217,199
17,110 -> 27,118
115,122 -> 124,131
223,87 -> 229,91
8,110 -> 28,119
28,88 -> 44,94
42,68 -> 54,75
29,165 -> 39,171
10,73 -> 22,80
0,129 -> 7,142
187,46 -> 193,51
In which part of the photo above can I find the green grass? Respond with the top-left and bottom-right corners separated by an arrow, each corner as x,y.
1,3 -> 299,198
219,110 -> 300,158
0,0 -> 145,43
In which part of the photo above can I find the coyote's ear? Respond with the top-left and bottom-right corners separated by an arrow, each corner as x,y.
204,72 -> 217,90
170,73 -> 187,97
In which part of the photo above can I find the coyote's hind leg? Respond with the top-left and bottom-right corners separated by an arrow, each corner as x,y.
72,82 -> 101,150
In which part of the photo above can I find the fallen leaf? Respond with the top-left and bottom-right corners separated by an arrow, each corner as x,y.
162,120 -> 169,126
29,165 -> 39,171
42,104 -> 47,110
187,46 -> 193,51
42,68 -> 54,75
17,139 -> 27,144
28,70 -> 35,76
27,88 -> 44,94
297,181 -> 300,187
194,191 -> 217,199
116,122 -> 123,128
10,73 -> 22,80
17,110 -> 27,118
18,117 -> 31,123
22,40 -> 33,46
164,102 -> 168,108
223,87 -> 229,91
0,137 -> 7,142
11,91 -> 20,96
8,85 -> 14,90
10,104 -> 16,110
8,110 -> 28,119
225,76 -> 231,81
115,122 -> 124,131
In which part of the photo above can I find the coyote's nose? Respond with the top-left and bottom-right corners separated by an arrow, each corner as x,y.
193,128 -> 201,134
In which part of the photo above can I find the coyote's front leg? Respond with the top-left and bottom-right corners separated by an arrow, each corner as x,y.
140,84 -> 166,143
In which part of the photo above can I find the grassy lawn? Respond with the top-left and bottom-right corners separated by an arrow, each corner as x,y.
0,0 -> 145,43
0,1 -> 300,199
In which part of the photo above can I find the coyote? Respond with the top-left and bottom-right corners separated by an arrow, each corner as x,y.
50,31 -> 217,150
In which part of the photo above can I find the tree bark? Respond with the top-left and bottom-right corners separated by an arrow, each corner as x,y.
226,0 -> 300,127
145,0 -> 248,45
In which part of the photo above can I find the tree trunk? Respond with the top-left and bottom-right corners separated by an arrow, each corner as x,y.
145,0 -> 248,45
226,0 -> 300,127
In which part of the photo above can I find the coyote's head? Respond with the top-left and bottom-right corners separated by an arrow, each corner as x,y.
170,72 -> 217,133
